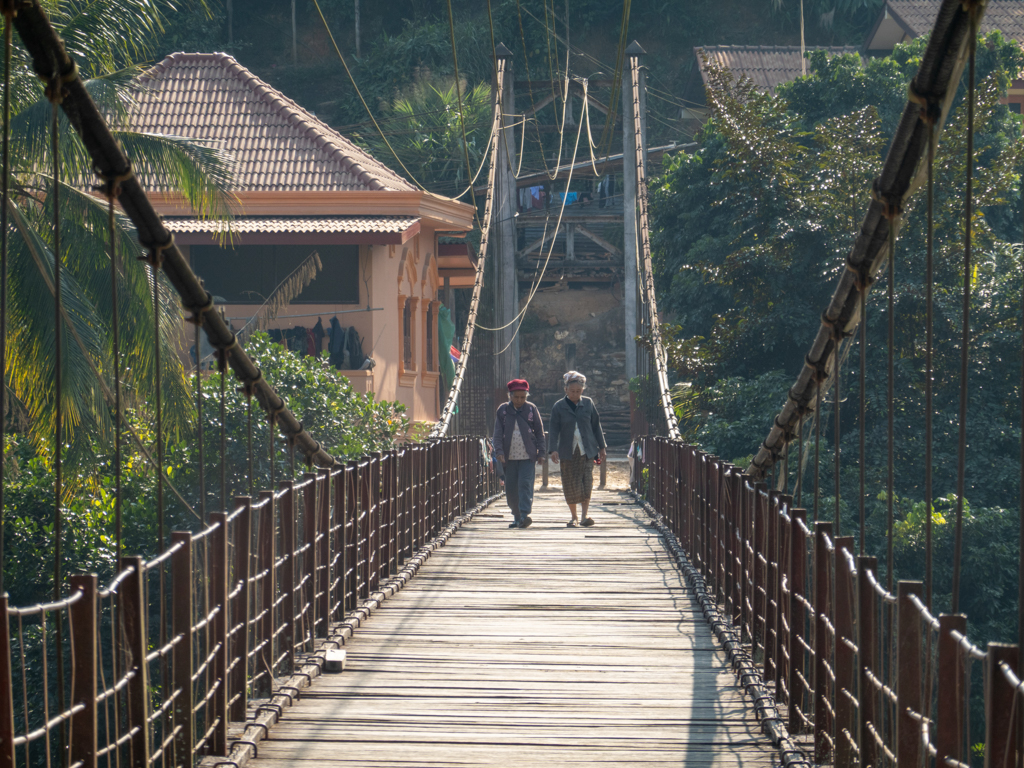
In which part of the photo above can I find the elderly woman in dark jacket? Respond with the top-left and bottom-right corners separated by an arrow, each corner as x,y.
493,379 -> 546,529
548,370 -> 607,527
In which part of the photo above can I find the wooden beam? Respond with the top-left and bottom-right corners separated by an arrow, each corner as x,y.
516,226 -> 561,258
522,92 -> 556,118
576,225 -> 622,255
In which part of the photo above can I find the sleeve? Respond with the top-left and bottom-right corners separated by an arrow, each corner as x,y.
492,404 -> 505,457
531,404 -> 546,456
591,400 -> 606,450
548,403 -> 561,454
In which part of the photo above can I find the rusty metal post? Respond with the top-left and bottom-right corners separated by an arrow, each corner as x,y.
740,478 -> 750,635
814,521 -> 834,764
279,481 -> 296,672
777,498 -> 792,703
753,482 -> 767,655
789,509 -> 807,731
69,574 -> 98,768
936,614 -> 968,767
230,497 -> 251,722
765,492 -> 779,684
256,490 -> 276,694
985,643 -> 1018,768
834,536 -> 856,768
171,531 -> 194,762
0,594 -> 17,768
857,555 -> 878,768
303,473 -> 318,642
724,469 -> 737,622
317,470 -> 331,635
209,512 -> 229,755
346,462 -> 359,610
119,557 -> 150,767
897,581 -> 923,768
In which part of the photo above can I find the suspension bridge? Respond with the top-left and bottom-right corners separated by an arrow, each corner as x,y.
1,1 -> 1019,767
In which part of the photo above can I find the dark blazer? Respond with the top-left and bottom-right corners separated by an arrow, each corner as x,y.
492,401 -> 546,461
548,396 -> 606,459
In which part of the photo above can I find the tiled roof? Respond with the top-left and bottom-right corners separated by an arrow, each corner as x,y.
886,1 -> 1024,40
130,52 -> 414,193
164,215 -> 418,234
696,46 -> 861,93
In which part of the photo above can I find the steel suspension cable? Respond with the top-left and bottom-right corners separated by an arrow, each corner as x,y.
926,120 -> 935,611
0,10 -> 10,597
952,13 -> 979,614
196,320 -> 206,526
834,328 -> 842,537
430,56 -> 508,438
859,286 -> 867,554
887,212 -> 895,594
49,66 -> 65,752
108,182 -> 121,568
1019,155 -> 1024,673
628,52 -> 679,440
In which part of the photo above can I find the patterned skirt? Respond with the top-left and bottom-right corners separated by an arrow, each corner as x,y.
560,449 -> 594,505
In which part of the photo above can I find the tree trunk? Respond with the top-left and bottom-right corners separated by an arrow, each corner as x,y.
292,0 -> 298,65
227,0 -> 233,44
355,0 -> 361,58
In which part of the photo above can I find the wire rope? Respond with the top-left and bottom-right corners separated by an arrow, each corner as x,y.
431,56 -> 508,438
310,0 -> 428,191
951,12 -> 979,614
0,11 -> 10,596
446,0 -> 479,219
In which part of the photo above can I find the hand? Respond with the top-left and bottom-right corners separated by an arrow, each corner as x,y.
498,454 -> 506,464
550,451 -> 559,464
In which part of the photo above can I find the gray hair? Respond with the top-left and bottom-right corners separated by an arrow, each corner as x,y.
563,370 -> 587,388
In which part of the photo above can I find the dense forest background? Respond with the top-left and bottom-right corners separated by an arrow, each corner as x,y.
157,0 -> 886,169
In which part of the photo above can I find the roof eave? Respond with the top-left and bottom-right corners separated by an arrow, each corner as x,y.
149,190 -> 476,232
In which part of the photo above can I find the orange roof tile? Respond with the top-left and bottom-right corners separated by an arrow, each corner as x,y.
696,45 -> 860,94
130,52 -> 414,193
886,1 -> 1024,41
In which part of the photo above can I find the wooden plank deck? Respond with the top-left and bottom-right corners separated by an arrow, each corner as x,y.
248,488 -> 798,767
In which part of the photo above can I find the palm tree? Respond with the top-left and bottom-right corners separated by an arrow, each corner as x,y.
3,0 -> 235,462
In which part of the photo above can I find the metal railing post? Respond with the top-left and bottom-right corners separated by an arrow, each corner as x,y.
897,581 -> 923,768
119,557 -> 150,767
256,490 -> 276,696
936,614 -> 967,767
834,536 -> 856,768
857,555 -> 878,768
814,521 -> 834,764
69,574 -> 98,768
317,470 -> 331,635
230,497 -> 251,722
0,595 -> 16,768
303,473 -> 318,644
171,531 -> 194,762
789,509 -> 807,731
209,512 -> 229,755
279,481 -> 296,672
985,643 -> 1018,768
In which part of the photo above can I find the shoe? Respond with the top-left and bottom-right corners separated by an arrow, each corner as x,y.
566,520 -> 578,527
519,516 -> 533,529
580,517 -> 595,527
508,521 -> 520,528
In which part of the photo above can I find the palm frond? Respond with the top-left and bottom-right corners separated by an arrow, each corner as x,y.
236,252 -> 323,346
7,198 -> 111,456
116,130 -> 238,222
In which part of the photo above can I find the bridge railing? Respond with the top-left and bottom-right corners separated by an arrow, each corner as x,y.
0,436 -> 498,768
639,436 -> 1020,768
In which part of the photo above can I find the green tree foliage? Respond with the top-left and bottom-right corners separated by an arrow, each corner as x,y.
651,33 -> 1024,652
357,77 -> 492,197
1,0 -> 236,463
2,333 -> 409,607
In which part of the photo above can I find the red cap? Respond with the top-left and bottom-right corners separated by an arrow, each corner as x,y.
507,379 -> 529,392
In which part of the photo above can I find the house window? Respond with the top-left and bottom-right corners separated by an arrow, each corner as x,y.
426,303 -> 435,371
190,243 -> 360,304
403,298 -> 413,369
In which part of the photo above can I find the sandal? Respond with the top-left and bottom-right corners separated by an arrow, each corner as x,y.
566,520 -> 578,527
580,517 -> 596,527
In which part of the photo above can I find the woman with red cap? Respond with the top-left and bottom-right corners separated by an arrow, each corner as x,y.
492,379 -> 546,528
